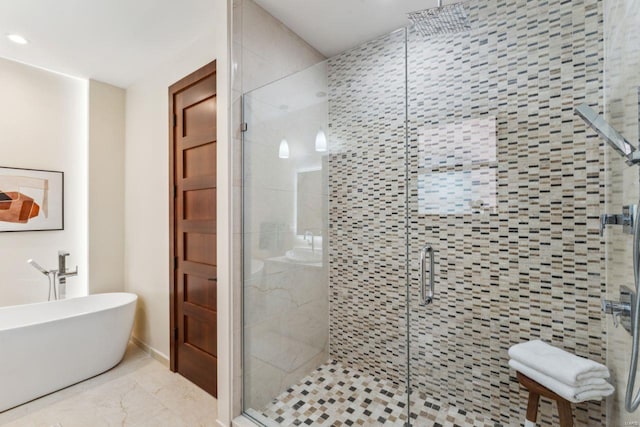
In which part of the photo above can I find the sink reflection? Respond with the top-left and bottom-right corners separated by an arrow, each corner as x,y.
285,247 -> 322,264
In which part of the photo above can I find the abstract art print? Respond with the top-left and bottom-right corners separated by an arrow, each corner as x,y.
0,167 -> 63,232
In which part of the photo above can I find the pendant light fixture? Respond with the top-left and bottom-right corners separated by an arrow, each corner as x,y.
279,138 -> 290,159
315,129 -> 327,152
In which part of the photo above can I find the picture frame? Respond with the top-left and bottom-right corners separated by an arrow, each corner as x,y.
0,166 -> 64,232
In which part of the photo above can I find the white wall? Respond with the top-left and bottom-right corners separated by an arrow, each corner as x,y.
124,24 -> 224,362
88,80 -> 125,295
0,57 -> 88,306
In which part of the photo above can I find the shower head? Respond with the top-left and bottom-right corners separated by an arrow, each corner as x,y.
27,259 -> 48,275
575,104 -> 639,166
407,0 -> 471,38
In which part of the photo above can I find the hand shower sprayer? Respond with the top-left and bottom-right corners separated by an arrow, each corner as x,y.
26,258 -> 59,301
575,104 -> 640,165
27,259 -> 48,275
575,103 -> 640,412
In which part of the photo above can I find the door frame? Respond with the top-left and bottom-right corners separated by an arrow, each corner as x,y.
168,60 -> 217,372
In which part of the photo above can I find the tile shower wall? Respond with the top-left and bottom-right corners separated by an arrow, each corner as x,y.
603,1 -> 640,425
328,29 -> 409,385
328,0 -> 606,425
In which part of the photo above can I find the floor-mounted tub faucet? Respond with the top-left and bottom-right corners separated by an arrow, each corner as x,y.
57,250 -> 78,299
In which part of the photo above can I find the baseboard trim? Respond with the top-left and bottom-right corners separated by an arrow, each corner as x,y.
130,335 -> 170,368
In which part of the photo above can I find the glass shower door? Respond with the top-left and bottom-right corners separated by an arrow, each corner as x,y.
406,0 -> 607,424
241,61 -> 331,424
405,17 -> 501,425
241,29 -> 413,426
407,2 -> 504,426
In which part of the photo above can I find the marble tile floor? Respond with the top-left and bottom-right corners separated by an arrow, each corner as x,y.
0,343 -> 217,427
246,360 -> 496,427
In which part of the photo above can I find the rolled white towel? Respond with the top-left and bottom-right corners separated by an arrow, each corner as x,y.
509,359 -> 614,403
509,340 -> 609,386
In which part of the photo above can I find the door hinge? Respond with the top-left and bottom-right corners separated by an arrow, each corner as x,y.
174,185 -> 177,199
241,122 -> 248,132
173,327 -> 179,342
174,256 -> 178,270
173,114 -> 177,128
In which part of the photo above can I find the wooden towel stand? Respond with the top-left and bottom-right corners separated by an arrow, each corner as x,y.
517,372 -> 574,427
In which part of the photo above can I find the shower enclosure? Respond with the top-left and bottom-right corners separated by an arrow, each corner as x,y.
240,0 -> 610,425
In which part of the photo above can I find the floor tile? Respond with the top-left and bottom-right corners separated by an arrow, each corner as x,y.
246,360 -> 494,426
0,343 -> 217,427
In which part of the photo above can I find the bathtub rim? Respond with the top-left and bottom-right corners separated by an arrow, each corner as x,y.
0,292 -> 138,332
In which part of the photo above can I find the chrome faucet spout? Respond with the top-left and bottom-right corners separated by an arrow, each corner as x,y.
58,267 -> 78,279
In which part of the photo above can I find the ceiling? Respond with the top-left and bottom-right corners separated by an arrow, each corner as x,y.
0,0 -> 215,88
253,0 -> 437,57
0,0 -> 437,87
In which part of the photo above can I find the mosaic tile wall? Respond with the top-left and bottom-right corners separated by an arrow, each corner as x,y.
328,29 -> 409,386
328,0 -> 606,425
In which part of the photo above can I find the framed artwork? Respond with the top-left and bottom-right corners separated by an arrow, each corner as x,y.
0,167 -> 64,232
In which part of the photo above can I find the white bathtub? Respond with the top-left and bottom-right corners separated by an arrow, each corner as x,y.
0,292 -> 137,412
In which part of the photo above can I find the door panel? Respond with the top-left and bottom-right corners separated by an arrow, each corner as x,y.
184,189 -> 217,220
184,144 -> 216,178
170,61 -> 217,397
184,275 -> 217,309
184,98 -> 216,137
184,233 -> 217,265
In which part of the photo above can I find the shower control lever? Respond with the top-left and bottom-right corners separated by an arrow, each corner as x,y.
602,286 -> 636,335
600,204 -> 636,237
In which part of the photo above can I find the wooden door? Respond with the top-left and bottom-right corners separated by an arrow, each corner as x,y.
169,61 -> 217,397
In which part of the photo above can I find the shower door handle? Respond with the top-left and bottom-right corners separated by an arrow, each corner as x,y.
420,244 -> 434,306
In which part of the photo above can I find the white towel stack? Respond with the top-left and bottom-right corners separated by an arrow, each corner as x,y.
508,340 -> 614,403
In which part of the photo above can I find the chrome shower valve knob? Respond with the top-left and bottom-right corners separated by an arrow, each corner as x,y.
601,287 -> 635,335
602,299 -> 626,328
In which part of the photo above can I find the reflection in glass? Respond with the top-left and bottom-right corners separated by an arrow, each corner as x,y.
418,117 -> 497,214
242,61 -> 330,417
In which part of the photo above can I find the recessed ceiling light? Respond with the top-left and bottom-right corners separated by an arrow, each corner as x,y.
7,34 -> 29,45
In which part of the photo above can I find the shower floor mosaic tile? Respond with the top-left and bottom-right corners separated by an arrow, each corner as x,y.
246,360 -> 496,427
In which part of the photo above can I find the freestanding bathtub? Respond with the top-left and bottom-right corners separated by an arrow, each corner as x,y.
0,292 -> 137,412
